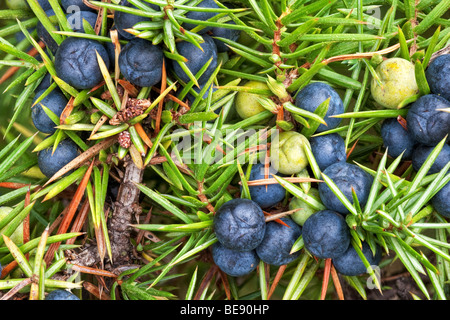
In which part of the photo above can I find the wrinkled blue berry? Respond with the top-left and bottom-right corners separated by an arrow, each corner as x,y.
213,198 -> 266,252
406,94 -> 450,146
212,242 -> 259,277
32,89 -> 68,134
302,210 -> 350,259
119,38 -> 164,88
432,181 -> 450,218
412,144 -> 450,174
172,35 -> 218,85
55,37 -> 110,90
332,242 -> 382,276
380,118 -> 416,160
309,133 -> 346,171
244,163 -> 286,209
426,54 -> 450,101
114,0 -> 157,40
183,0 -> 219,34
295,82 -> 344,133
318,162 -> 373,215
38,139 -> 79,178
256,217 -> 302,266
45,289 -> 80,300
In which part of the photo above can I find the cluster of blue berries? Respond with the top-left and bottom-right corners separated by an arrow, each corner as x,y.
30,1 -> 101,179
32,87 -> 79,179
381,54 -> 450,218
296,82 -> 381,276
212,81 -> 385,277
116,0 -> 239,89
30,0 -> 241,180
212,198 -> 302,277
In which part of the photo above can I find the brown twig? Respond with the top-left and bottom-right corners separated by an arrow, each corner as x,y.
68,157 -> 145,270
272,19 -> 283,69
109,158 -> 144,265
197,181 -> 216,214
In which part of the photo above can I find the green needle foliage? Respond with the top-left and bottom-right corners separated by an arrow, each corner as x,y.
0,0 -> 449,301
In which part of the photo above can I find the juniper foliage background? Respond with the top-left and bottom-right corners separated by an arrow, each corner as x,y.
0,0 -> 449,301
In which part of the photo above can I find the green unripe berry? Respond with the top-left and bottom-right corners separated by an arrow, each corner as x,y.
289,188 -> 320,226
235,81 -> 270,119
0,206 -> 24,245
270,131 -> 310,175
370,58 -> 418,109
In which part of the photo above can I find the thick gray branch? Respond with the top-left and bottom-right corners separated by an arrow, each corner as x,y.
109,159 -> 144,265
68,158 -> 144,268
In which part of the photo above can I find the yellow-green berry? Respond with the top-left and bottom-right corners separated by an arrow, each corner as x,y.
235,81 -> 270,119
370,58 -> 418,109
270,131 -> 310,175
